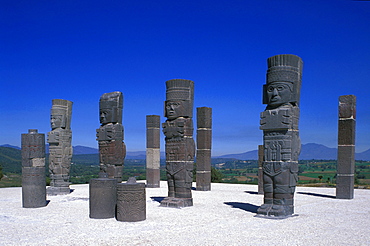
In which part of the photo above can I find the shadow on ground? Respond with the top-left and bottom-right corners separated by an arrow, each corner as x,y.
224,202 -> 259,214
245,191 -> 259,195
297,192 -> 336,199
151,197 -> 166,203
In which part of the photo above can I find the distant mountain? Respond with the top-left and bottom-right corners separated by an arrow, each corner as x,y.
0,147 -> 22,173
356,149 -> 370,161
0,144 -> 20,150
217,150 -> 258,160
73,145 -> 99,155
125,151 -> 166,160
299,143 -> 337,160
216,143 -> 370,161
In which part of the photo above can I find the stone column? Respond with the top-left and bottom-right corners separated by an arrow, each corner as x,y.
47,99 -> 73,195
146,115 -> 160,188
116,177 -> 146,222
257,54 -> 303,218
196,107 -> 212,191
89,174 -> 117,219
336,95 -> 356,199
160,79 -> 195,208
258,145 -> 264,194
21,129 -> 46,208
96,91 -> 126,182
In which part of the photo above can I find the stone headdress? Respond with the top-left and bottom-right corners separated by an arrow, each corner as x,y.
99,91 -> 123,124
165,79 -> 194,118
51,99 -> 73,129
263,54 -> 303,105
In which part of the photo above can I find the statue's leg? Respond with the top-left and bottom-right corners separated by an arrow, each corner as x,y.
257,173 -> 273,215
270,170 -> 294,217
173,167 -> 192,198
167,172 -> 175,197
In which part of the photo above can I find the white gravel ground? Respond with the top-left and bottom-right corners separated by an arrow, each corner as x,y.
1,181 -> 370,246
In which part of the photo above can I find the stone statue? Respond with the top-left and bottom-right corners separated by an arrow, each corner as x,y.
257,54 -> 303,217
47,99 -> 73,195
21,129 -> 46,208
160,79 -> 195,208
96,91 -> 126,182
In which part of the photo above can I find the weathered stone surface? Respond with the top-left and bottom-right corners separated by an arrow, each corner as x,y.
339,95 -> 356,119
96,91 -> 126,182
196,130 -> 212,149
196,149 -> 211,171
160,79 -> 195,207
89,177 -> 117,219
196,107 -> 212,191
257,54 -> 303,218
258,145 -> 264,194
336,175 -> 354,199
337,146 -> 355,174
47,99 -> 73,195
21,129 -> 46,208
146,115 -> 161,188
336,95 -> 356,199
116,178 -> 146,222
338,119 -> 356,145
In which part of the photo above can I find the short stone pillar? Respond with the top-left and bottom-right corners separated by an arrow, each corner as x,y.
336,95 -> 356,199
258,145 -> 264,194
116,177 -> 146,222
89,174 -> 117,219
146,115 -> 160,188
196,107 -> 212,191
47,99 -> 73,195
21,129 -> 47,208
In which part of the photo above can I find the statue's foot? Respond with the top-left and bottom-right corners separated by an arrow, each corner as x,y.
257,203 -> 272,215
269,205 -> 293,217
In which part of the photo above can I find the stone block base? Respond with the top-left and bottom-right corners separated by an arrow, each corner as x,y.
160,197 -> 193,208
47,186 -> 71,196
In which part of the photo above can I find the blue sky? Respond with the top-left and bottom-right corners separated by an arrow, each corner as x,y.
1,0 -> 370,156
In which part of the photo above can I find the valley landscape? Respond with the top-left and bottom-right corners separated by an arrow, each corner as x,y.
1,143 -> 370,188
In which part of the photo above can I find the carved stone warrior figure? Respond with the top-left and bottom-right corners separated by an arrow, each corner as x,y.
257,54 -> 303,217
96,91 -> 126,182
161,79 -> 195,208
48,99 -> 73,195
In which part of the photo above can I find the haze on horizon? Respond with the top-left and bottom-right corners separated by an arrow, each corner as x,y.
1,1 -> 370,156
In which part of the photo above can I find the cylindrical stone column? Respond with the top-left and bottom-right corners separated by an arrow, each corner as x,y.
196,107 -> 212,191
21,129 -> 46,208
336,95 -> 356,199
258,145 -> 264,194
116,178 -> 146,222
146,115 -> 160,188
89,176 -> 117,219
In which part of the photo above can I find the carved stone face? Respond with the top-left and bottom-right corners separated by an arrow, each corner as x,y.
165,101 -> 184,120
266,82 -> 292,108
51,115 -> 63,129
100,108 -> 113,124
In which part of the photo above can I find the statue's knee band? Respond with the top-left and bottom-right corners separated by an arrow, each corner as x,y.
264,184 -> 273,193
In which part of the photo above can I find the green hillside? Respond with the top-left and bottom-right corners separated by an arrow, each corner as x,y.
0,147 -> 22,173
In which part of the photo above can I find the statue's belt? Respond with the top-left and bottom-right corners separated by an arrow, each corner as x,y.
262,161 -> 298,176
